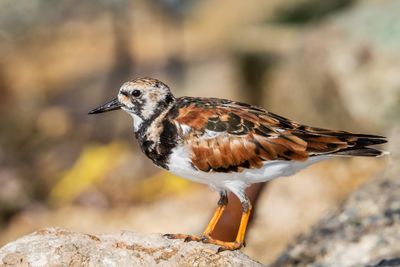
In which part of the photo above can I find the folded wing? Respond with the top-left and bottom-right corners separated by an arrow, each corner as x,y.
170,97 -> 387,173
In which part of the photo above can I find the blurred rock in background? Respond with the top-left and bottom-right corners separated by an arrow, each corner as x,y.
272,128 -> 400,267
0,0 -> 396,265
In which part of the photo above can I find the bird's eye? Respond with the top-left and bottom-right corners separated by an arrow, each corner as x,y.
131,90 -> 141,97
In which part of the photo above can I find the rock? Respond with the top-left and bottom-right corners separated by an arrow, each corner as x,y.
0,228 -> 264,267
271,128 -> 399,267
272,172 -> 400,267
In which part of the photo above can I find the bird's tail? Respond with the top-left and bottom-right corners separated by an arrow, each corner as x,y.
333,133 -> 388,157
295,128 -> 388,157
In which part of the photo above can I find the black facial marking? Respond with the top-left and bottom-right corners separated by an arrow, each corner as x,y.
135,99 -> 178,170
140,119 -> 178,169
142,140 -> 154,149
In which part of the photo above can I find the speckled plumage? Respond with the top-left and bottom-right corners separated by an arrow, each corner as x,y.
168,97 -> 386,173
89,77 -> 387,251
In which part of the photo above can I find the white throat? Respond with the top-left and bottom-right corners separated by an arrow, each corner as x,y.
129,113 -> 143,132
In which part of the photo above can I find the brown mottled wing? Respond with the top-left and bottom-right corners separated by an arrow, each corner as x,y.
170,97 -> 386,173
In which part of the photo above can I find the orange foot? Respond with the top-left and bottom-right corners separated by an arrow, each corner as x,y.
200,237 -> 244,252
163,233 -> 201,242
164,234 -> 244,252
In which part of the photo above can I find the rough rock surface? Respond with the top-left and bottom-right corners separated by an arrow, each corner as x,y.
0,228 -> 264,267
273,171 -> 400,267
272,128 -> 399,267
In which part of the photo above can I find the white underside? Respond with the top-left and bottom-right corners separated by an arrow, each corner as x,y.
167,145 -> 328,201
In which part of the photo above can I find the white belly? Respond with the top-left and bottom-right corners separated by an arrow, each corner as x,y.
167,145 -> 327,192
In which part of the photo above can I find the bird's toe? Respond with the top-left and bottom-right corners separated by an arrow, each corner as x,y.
163,233 -> 201,242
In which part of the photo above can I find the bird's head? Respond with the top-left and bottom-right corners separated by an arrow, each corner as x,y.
89,77 -> 175,131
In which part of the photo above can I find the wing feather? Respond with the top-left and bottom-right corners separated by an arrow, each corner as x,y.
169,97 -> 387,173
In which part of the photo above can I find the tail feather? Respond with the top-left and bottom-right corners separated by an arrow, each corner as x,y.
335,147 -> 386,157
351,137 -> 387,146
297,130 -> 388,158
330,133 -> 387,146
329,133 -> 387,157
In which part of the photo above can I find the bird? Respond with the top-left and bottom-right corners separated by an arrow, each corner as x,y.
89,77 -> 387,251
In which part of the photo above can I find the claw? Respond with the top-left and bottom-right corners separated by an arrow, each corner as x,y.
200,236 -> 209,242
201,238 -> 244,252
216,243 -> 243,252
163,234 -> 174,239
163,233 -> 201,242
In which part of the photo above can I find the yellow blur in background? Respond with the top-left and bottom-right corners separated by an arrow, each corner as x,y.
0,0 -> 397,264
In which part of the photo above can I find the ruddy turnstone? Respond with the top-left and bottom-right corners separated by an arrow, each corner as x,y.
89,77 -> 387,251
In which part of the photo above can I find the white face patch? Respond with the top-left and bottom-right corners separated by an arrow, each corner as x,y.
140,98 -> 161,120
123,106 -> 143,132
131,114 -> 143,132
130,114 -> 143,132
118,80 -> 170,122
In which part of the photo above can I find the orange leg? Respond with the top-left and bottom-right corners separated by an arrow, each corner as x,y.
202,198 -> 252,252
164,193 -> 228,242
164,193 -> 252,251
201,193 -> 228,238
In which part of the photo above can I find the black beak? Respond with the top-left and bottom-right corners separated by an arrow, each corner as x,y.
88,98 -> 122,114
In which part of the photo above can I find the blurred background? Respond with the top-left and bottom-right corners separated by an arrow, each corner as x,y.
0,0 -> 398,265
